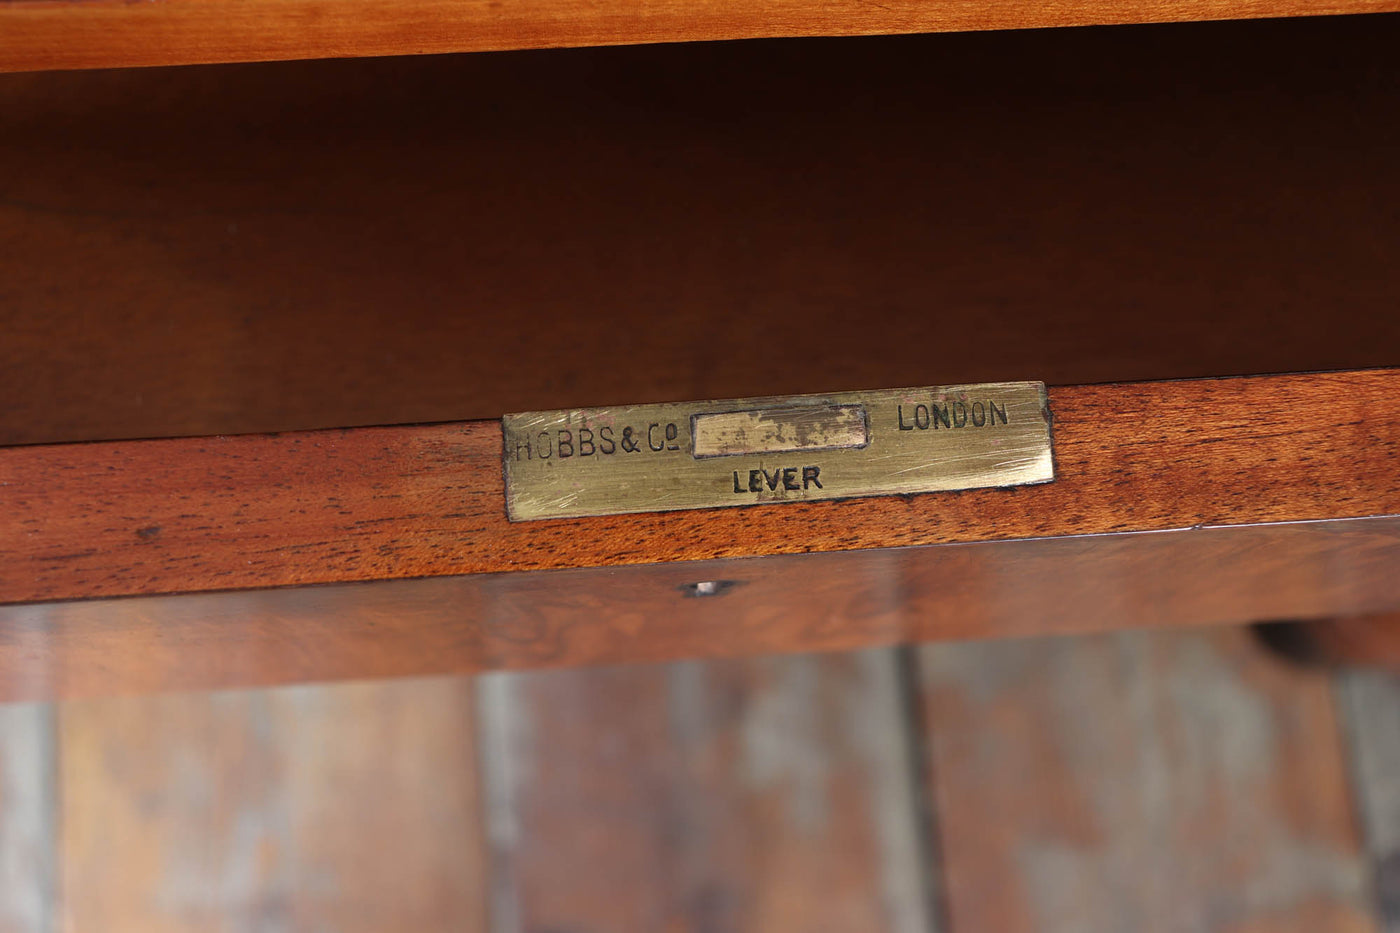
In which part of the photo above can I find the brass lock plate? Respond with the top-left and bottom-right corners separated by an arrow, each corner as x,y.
503,381 -> 1053,521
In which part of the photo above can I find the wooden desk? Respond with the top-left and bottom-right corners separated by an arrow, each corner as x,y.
2,12 -> 1399,932
3,14 -> 1399,698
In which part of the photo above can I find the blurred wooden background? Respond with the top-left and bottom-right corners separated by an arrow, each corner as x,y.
1,626 -> 1395,932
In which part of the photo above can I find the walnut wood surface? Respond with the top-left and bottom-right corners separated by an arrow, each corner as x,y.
2,0 -> 1396,72
3,21 -> 1400,446
3,371 -> 1398,607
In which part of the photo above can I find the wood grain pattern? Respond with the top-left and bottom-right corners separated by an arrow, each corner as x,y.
2,20 -> 1400,446
3,371 -> 1398,606
477,650 -> 931,932
4,516 -> 1400,701
917,627 -> 1378,932
2,0 -> 1396,72
58,677 -> 486,932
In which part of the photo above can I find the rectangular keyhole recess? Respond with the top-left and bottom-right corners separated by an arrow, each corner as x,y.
690,405 -> 869,459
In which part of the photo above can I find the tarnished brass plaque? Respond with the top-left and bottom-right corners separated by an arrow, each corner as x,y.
503,382 -> 1053,521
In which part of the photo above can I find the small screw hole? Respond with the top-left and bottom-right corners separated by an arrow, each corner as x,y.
680,580 -> 738,598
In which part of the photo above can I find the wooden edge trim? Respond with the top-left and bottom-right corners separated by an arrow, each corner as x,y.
3,0 -> 1400,73
3,369 -> 1400,605
3,517 -> 1399,700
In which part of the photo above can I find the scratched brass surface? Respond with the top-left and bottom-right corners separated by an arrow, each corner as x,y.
502,382 -> 1054,520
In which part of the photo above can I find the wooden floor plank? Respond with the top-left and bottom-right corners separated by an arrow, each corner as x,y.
916,627 -> 1377,932
0,704 -> 55,933
58,678 -> 486,933
22,628 -> 1388,931
1340,670 -> 1400,932
477,648 -> 932,933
